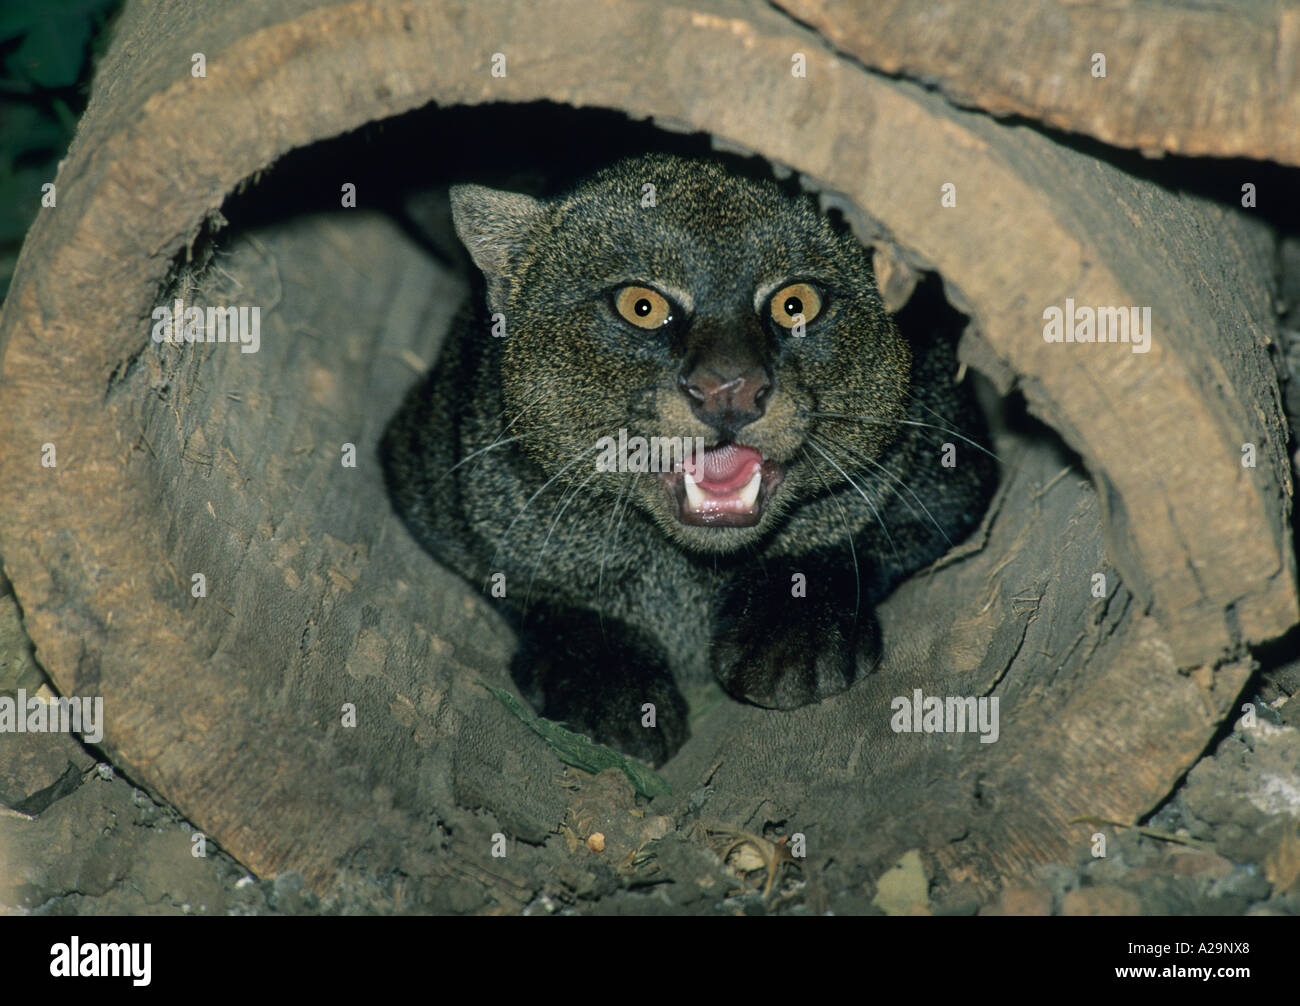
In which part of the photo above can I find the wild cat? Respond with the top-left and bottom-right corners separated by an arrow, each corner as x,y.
382,154 -> 995,764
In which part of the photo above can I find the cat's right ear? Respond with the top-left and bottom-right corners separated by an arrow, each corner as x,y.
449,184 -> 546,281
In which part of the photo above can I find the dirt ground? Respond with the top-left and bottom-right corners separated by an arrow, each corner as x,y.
2,580 -> 1298,916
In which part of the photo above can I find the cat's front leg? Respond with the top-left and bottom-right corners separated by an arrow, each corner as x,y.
710,556 -> 880,709
509,604 -> 689,766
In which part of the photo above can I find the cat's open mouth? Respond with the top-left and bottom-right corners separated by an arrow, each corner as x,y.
660,443 -> 784,527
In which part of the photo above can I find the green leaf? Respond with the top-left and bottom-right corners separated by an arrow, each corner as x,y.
0,0 -> 116,44
480,681 -> 672,799
11,15 -> 91,87
0,2 -> 50,44
0,164 -> 47,243
0,100 -> 69,159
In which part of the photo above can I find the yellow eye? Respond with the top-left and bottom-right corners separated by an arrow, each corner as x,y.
614,286 -> 673,329
769,282 -> 822,329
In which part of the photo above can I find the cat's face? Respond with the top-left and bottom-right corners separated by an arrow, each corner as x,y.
451,154 -> 911,555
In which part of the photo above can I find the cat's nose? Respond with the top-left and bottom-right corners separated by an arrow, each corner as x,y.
679,365 -> 772,435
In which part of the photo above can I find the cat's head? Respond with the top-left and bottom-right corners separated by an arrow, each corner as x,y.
450,153 -> 910,555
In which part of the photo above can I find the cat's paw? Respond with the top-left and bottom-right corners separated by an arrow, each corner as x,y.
530,664 -> 688,767
511,609 -> 690,766
573,680 -> 687,767
712,601 -> 879,709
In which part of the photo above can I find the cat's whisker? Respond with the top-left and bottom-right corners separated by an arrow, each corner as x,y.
486,444 -> 602,593
480,389 -> 542,437
806,438 -> 900,560
523,457 -> 606,612
909,397 -> 1007,462
596,474 -> 634,643
438,418 -> 595,486
821,386 -> 942,416
436,432 -> 530,483
817,435 -> 954,548
811,411 -> 1003,464
815,386 -> 1002,463
431,390 -> 551,483
804,446 -> 861,625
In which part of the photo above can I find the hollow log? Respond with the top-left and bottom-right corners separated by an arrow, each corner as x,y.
0,0 -> 1293,904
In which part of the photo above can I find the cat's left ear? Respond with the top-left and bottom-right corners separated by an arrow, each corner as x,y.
449,184 -> 546,281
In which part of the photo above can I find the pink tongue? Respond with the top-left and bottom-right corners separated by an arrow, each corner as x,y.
688,445 -> 763,492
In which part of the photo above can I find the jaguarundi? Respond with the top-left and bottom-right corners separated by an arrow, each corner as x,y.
382,153 -> 996,766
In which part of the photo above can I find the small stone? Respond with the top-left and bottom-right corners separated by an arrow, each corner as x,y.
586,832 -> 605,853
872,849 -> 930,916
